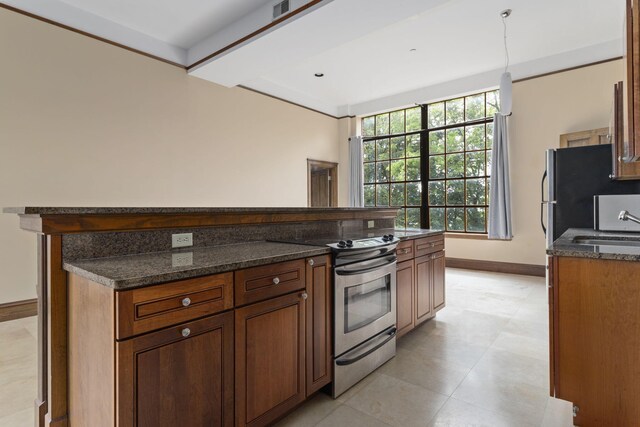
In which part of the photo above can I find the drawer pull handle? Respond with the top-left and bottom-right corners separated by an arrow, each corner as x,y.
181,328 -> 191,338
301,292 -> 308,300
308,259 -> 315,266
182,297 -> 191,307
273,277 -> 280,285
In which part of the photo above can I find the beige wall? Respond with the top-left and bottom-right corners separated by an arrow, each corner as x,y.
0,10 -> 343,304
0,10 -> 623,304
445,59 -> 624,266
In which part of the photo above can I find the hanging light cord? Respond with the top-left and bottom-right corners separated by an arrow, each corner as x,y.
502,14 -> 510,73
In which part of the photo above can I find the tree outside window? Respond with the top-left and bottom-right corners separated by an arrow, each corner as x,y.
362,90 -> 499,233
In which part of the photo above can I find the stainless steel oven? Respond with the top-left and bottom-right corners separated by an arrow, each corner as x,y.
330,236 -> 398,398
270,233 -> 399,398
334,254 -> 396,356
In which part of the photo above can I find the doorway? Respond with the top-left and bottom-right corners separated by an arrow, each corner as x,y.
307,159 -> 338,207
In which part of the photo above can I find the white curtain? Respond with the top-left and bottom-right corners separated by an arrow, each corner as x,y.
488,114 -> 513,239
348,136 -> 364,207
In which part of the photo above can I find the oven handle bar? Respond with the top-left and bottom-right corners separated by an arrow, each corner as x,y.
335,326 -> 397,366
335,255 -> 397,276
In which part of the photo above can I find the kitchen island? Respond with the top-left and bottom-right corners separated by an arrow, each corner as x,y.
547,228 -> 640,426
4,206 -> 443,427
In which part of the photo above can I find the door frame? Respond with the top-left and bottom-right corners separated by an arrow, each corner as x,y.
307,159 -> 338,207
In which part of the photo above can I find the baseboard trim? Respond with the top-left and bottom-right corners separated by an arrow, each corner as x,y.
0,298 -> 38,322
445,257 -> 546,277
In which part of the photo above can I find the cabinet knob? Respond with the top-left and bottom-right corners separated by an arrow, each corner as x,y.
301,292 -> 308,300
308,259 -> 315,266
182,297 -> 191,307
272,277 -> 280,285
181,328 -> 191,338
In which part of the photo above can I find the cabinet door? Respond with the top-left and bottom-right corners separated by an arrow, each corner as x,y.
396,259 -> 415,338
414,255 -> 433,325
305,255 -> 332,396
235,292 -> 306,427
548,256 -> 557,397
556,256 -> 640,425
116,311 -> 234,427
432,251 -> 446,313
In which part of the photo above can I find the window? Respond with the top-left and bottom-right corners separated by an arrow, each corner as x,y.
362,106 -> 422,228
362,90 -> 499,233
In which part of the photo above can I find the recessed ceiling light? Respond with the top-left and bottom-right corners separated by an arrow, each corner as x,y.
409,48 -> 417,52
314,73 -> 324,77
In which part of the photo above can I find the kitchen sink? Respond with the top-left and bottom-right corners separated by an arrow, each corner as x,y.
572,236 -> 640,247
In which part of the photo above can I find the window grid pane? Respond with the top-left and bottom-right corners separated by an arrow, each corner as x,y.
360,106 -> 423,225
426,90 -> 494,233
362,90 -> 494,233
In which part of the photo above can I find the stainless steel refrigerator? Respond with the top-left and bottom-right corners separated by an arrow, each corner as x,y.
542,144 -> 640,248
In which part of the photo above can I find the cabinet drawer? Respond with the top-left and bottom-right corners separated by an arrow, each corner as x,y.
116,272 -> 233,340
414,235 -> 445,257
235,259 -> 306,306
396,240 -> 415,262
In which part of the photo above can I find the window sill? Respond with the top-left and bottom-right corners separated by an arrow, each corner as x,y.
444,232 -> 489,240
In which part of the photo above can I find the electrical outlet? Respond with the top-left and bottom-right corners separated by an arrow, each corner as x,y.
368,220 -> 375,229
172,233 -> 193,248
172,252 -> 193,267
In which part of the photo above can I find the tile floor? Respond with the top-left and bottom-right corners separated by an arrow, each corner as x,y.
276,268 -> 574,427
0,268 -> 573,426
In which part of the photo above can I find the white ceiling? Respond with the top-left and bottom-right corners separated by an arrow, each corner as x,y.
57,0 -> 275,48
5,0 -> 626,117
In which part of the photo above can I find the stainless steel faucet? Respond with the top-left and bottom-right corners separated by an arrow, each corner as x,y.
618,210 -> 640,225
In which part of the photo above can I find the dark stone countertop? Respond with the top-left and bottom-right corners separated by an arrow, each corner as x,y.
547,228 -> 640,261
64,241 -> 330,290
3,206 -> 391,215
63,229 -> 444,290
393,228 -> 444,239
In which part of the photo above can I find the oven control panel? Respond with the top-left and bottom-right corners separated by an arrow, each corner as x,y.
330,235 -> 398,250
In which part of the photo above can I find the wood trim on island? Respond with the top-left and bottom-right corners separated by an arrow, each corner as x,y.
445,257 -> 546,277
5,207 -> 392,427
16,208 -> 398,234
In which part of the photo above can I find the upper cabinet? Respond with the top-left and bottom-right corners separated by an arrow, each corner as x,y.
613,0 -> 640,178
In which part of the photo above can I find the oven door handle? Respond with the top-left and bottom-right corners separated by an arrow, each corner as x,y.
335,255 -> 397,276
335,327 -> 396,366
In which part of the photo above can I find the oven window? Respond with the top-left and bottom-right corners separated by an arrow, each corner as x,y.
344,274 -> 391,333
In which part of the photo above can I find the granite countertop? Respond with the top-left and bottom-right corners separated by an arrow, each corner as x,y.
393,228 -> 444,239
547,228 -> 640,261
3,206 -> 392,215
64,229 -> 444,290
64,241 -> 330,290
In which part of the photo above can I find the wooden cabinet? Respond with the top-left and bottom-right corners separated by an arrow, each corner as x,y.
305,255 -> 332,396
235,255 -> 332,427
67,255 -> 332,427
432,251 -> 446,312
235,291 -> 306,427
415,254 -> 434,325
612,0 -> 640,178
395,236 -> 446,336
117,312 -> 234,427
396,239 -> 415,263
235,259 -> 306,306
550,256 -> 640,426
625,0 -> 640,161
116,272 -> 234,339
395,259 -> 415,338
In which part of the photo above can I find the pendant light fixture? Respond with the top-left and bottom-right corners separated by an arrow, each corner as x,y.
499,9 -> 513,115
